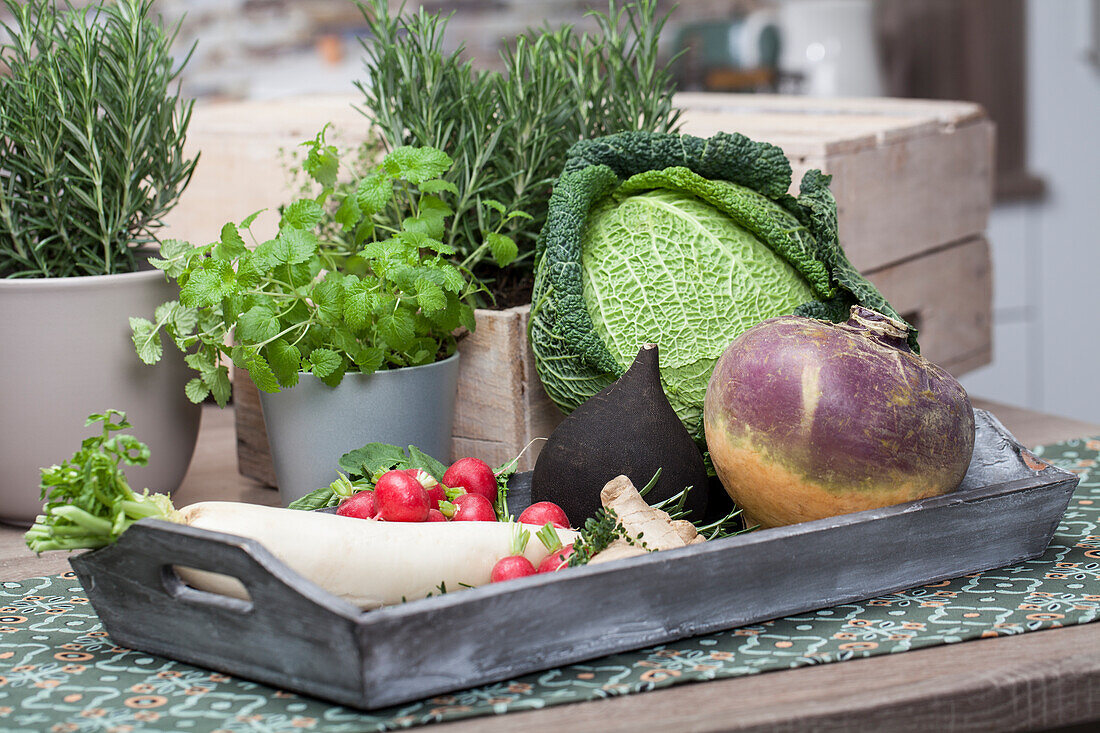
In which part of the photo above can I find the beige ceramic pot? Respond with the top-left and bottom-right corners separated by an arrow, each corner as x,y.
0,266 -> 201,524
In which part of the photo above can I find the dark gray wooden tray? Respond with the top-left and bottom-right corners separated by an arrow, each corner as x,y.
69,410 -> 1079,710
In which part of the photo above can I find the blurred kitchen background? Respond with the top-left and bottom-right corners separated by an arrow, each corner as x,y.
13,0 -> 1100,423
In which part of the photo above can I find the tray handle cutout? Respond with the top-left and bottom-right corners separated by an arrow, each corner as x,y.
74,518 -> 361,622
161,565 -> 254,614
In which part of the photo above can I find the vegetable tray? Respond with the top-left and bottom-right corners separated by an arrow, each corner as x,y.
69,410 -> 1078,710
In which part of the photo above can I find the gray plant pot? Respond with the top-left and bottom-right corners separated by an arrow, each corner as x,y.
258,354 -> 460,506
0,267 -> 202,525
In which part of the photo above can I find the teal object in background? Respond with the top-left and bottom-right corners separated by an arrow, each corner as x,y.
674,12 -> 781,82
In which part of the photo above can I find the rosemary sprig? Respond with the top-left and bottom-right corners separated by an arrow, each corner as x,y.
0,0 -> 196,279
354,0 -> 681,290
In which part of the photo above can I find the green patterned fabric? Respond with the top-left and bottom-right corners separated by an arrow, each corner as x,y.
2,437 -> 1098,732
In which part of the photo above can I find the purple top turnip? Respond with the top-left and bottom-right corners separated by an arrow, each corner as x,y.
703,306 -> 975,529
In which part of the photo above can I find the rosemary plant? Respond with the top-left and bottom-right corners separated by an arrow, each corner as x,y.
355,0 -> 682,293
0,0 -> 196,279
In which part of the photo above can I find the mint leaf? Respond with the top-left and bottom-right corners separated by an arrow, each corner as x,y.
184,378 -> 210,403
250,238 -> 278,270
418,179 -> 459,196
309,348 -> 342,379
458,302 -> 477,333
130,317 -> 162,365
281,199 -> 325,230
236,305 -> 279,343
150,239 -> 194,277
415,277 -> 446,312
481,199 -> 507,216
427,294 -> 461,331
272,228 -> 317,265
357,171 -> 392,215
402,196 -> 451,240
204,365 -> 232,407
303,141 -> 339,188
170,304 -> 199,337
312,276 -> 345,327
317,358 -> 347,388
360,238 -> 405,261
180,261 -> 236,308
265,339 -> 302,389
352,346 -> 384,375
385,146 -> 452,185
334,195 -> 360,230
240,209 -> 266,230
343,279 -> 375,330
244,349 -> 281,393
420,195 -> 454,219
214,223 -> 248,260
422,239 -> 457,256
439,264 -> 466,293
378,309 -> 416,351
486,232 -> 518,266
185,352 -> 215,374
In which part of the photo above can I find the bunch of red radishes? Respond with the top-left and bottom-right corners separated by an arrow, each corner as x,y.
334,456 -> 575,582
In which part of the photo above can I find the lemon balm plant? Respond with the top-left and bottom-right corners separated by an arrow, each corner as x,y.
133,130 -> 524,502
131,130 -> 520,402
0,0 -> 199,523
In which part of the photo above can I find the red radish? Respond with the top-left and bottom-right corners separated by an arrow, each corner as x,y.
534,523 -> 573,572
537,544 -> 573,573
450,493 -> 496,522
426,486 -> 445,509
490,524 -> 536,582
491,556 -> 536,582
374,469 -> 430,522
426,509 -> 447,522
518,501 -> 570,529
442,457 -> 497,504
404,468 -> 446,509
336,490 -> 377,520
402,468 -> 445,509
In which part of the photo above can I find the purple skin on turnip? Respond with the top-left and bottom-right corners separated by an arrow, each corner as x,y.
703,306 -> 975,529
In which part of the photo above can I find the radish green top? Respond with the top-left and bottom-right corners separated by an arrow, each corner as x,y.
530,131 -> 914,442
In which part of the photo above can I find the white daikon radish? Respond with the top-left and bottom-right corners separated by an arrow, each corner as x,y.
175,502 -> 578,609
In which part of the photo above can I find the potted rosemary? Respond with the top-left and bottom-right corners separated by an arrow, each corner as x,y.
134,130 -> 517,504
0,0 -> 198,523
358,0 -> 681,299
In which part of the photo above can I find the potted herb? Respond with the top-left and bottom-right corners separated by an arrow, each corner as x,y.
357,0 -> 681,296
232,0 -> 685,485
0,0 -> 198,523
134,129 -> 519,504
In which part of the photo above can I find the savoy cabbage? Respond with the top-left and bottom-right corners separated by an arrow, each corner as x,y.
529,130 -> 912,441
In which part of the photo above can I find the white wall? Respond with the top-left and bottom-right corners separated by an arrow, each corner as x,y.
960,0 -> 1100,424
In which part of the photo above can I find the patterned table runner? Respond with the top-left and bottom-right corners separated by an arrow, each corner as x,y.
2,437 -> 1098,732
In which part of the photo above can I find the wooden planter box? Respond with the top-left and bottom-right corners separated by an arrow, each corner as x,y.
163,94 -> 994,488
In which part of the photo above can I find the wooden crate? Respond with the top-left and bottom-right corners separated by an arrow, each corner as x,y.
162,94 -> 994,488
675,93 -> 995,272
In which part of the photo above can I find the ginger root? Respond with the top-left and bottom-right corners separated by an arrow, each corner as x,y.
588,475 -> 704,565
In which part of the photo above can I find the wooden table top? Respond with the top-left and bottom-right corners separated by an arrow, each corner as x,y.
3,399 -> 1099,731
